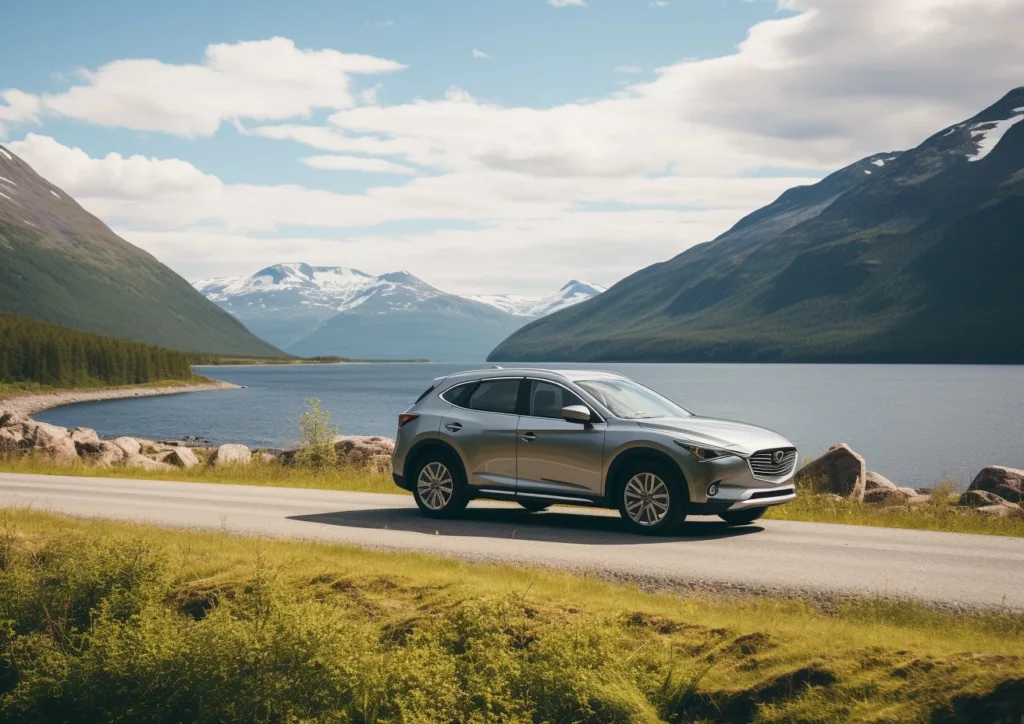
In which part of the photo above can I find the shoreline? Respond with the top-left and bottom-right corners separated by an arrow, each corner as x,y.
0,380 -> 240,416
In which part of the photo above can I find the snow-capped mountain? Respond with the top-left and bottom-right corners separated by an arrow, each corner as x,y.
193,263 -> 603,360
472,280 -> 606,318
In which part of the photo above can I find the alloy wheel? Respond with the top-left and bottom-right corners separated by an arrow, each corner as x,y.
417,461 -> 454,511
623,472 -> 671,527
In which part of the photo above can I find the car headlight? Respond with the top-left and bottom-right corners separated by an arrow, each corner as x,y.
675,441 -> 739,461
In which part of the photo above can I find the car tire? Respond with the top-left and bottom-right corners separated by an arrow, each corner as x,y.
411,450 -> 469,518
718,507 -> 767,526
517,500 -> 552,513
616,460 -> 687,536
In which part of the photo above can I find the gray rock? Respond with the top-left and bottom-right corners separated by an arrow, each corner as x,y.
258,452 -> 278,464
211,444 -> 251,467
966,466 -> 1024,504
863,487 -> 913,505
795,443 -> 867,501
975,504 -> 1023,518
111,437 -> 142,457
0,410 -> 28,429
958,489 -> 1008,508
164,447 -> 200,469
865,471 -> 898,491
75,440 -> 126,468
69,427 -> 99,444
123,454 -> 175,471
0,428 -> 24,453
29,422 -> 77,462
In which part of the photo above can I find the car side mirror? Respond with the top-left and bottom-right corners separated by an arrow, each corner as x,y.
562,405 -> 592,424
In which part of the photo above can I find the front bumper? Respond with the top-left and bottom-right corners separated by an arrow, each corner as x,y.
689,484 -> 796,515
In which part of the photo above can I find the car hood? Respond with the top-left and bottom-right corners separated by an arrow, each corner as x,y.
637,416 -> 793,456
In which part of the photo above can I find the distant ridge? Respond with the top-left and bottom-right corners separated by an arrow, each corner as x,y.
490,88 -> 1024,364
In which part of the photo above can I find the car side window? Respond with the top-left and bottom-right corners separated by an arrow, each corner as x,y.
527,380 -> 586,419
441,382 -> 477,408
468,379 -> 520,415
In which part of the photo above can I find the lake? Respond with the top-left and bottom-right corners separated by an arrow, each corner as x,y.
35,363 -> 1024,489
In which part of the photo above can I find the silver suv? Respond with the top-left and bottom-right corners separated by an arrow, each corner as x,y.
391,368 -> 796,534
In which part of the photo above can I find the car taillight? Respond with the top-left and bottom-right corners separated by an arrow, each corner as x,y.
398,413 -> 420,428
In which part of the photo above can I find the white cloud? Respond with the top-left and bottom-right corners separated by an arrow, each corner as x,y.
300,155 -> 418,175
613,66 -> 643,74
548,0 -> 586,6
39,38 -> 405,137
364,20 -> 395,28
472,49 -> 491,60
649,1 -> 669,7
0,90 -> 41,138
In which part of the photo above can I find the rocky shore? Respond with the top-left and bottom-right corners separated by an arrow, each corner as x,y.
0,380 -> 240,416
795,442 -> 1024,518
0,408 -> 394,473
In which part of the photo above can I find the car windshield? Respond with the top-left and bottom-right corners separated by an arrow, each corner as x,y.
576,379 -> 691,419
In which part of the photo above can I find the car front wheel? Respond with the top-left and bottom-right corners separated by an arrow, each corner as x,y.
719,507 -> 767,526
616,461 -> 687,535
412,452 -> 469,518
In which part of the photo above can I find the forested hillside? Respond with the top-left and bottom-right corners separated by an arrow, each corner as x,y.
0,312 -> 195,387
0,145 -> 284,358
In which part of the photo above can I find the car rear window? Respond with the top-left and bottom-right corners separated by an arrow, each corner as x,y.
468,379 -> 520,415
441,382 -> 477,408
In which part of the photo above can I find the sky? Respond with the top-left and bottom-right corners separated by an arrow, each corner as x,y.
2,0 -> 1023,296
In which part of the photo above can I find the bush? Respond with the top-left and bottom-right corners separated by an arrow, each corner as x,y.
293,398 -> 339,470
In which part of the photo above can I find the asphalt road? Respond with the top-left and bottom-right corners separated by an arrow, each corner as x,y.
2,473 -> 1022,610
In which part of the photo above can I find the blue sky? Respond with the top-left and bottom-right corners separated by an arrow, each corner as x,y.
2,0 -> 1021,294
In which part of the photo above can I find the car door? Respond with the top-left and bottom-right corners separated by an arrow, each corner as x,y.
516,379 -> 607,500
440,378 -> 521,491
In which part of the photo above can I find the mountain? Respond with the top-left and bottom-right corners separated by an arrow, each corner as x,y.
195,264 -> 602,361
471,280 -> 607,317
490,88 -> 1024,364
0,145 -> 284,358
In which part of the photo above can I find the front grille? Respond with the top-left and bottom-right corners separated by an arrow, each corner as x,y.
748,448 -> 798,481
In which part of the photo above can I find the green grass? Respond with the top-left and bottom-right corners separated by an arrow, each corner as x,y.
0,508 -> 1021,723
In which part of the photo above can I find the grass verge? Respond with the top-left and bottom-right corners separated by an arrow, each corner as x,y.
0,376 -> 214,400
0,508 -> 1022,723
4,455 -> 1024,538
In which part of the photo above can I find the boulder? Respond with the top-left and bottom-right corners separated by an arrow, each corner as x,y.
0,410 -> 28,429
163,447 -> 200,469
210,444 -> 251,467
29,422 -> 78,462
966,466 -> 1024,504
75,440 -> 126,468
863,487 -> 913,505
123,454 -> 175,472
958,489 -> 1022,513
795,443 -> 867,501
69,427 -> 100,444
865,471 -> 898,492
111,437 -> 142,457
0,428 -> 24,453
258,452 -> 278,465
333,435 -> 396,470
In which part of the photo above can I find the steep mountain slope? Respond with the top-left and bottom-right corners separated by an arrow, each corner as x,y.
472,280 -> 606,317
490,88 -> 1024,364
195,264 -> 603,360
0,146 -> 284,358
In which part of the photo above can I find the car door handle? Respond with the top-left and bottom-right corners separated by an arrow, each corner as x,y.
521,432 -> 537,443
445,422 -> 462,433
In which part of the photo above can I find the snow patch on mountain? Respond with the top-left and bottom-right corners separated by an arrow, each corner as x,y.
967,107 -> 1024,162
472,280 -> 606,317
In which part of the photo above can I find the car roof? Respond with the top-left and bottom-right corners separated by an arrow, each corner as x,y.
437,367 -> 626,385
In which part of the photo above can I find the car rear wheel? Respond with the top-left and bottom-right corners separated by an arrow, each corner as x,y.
719,507 -> 767,526
616,461 -> 687,535
517,500 -> 551,513
412,451 -> 469,518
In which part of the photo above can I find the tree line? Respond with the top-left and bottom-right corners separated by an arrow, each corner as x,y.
0,312 -> 194,387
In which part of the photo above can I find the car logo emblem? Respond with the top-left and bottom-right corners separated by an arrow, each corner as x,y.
773,450 -> 785,464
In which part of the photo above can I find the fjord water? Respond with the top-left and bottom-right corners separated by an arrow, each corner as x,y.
36,363 -> 1024,489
